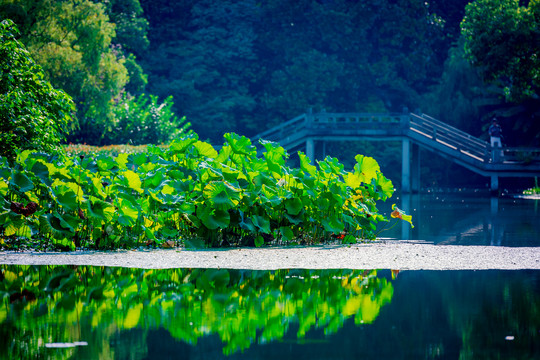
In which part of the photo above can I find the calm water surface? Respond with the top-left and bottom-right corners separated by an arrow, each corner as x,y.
1,266 -> 538,359
381,193 -> 540,246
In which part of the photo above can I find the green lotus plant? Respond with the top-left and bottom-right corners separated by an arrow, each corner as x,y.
0,132 -> 408,250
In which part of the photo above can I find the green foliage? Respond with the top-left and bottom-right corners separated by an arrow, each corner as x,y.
104,93 -> 191,145
101,0 -> 150,56
141,0 -> 453,142
422,38 -> 498,136
65,144 -> 164,158
0,19 -> 75,160
461,0 -> 540,101
0,265 -> 393,357
0,0 -> 151,145
0,133 -> 408,250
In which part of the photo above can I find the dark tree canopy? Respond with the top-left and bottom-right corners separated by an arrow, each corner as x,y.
461,0 -> 540,101
141,0 -> 456,143
2,0 -> 538,153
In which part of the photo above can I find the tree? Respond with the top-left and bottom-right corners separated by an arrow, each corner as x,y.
0,19 -> 75,159
100,0 -> 150,95
461,0 -> 540,101
0,0 -> 153,144
141,0 -> 259,142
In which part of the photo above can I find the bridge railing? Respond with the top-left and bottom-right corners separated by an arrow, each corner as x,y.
252,113 -> 308,143
252,112 -> 406,146
502,147 -> 540,164
308,112 -> 403,125
409,113 -> 489,163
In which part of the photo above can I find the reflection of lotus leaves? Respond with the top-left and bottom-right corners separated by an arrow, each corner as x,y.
0,265 -> 394,357
124,303 -> 143,329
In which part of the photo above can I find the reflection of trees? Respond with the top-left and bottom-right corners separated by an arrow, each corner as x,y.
0,266 -> 393,358
428,271 -> 540,360
462,275 -> 539,359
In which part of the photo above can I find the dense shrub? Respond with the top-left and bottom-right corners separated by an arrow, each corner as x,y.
103,93 -> 191,145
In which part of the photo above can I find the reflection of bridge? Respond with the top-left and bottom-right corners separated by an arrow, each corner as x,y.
253,111 -> 540,192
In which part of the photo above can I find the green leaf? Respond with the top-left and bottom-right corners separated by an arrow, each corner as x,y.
0,179 -> 7,196
319,156 -> 345,176
4,222 -> 31,238
31,160 -> 50,185
184,238 -> 206,249
179,202 -> 196,214
129,153 -> 147,166
284,198 -> 303,216
251,215 -> 270,233
123,170 -> 142,193
344,172 -> 363,189
376,173 -> 394,199
10,170 -> 34,192
118,199 -> 139,226
16,150 -> 32,165
239,216 -> 256,232
97,157 -> 116,172
203,182 -> 240,210
53,185 -> 79,211
61,213 -> 82,230
40,213 -> 75,239
85,198 -> 115,222
342,234 -> 357,244
354,155 -> 380,183
279,226 -> 294,241
322,215 -> 345,233
298,152 -> 317,177
260,184 -> 281,207
284,212 -> 303,225
224,133 -> 255,156
194,141 -> 218,159
116,153 -> 129,169
200,161 -> 224,181
169,135 -> 198,154
254,235 -> 264,247
261,140 -> 287,165
196,206 -> 230,230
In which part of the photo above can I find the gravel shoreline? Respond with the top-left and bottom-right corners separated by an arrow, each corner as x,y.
1,241 -> 539,270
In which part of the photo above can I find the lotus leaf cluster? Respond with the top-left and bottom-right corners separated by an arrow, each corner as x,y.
0,133 -> 399,250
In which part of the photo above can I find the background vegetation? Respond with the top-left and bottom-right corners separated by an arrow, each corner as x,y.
1,0 -> 538,187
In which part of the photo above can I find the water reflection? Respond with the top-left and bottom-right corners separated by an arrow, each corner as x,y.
388,193 -> 540,246
1,266 -> 538,359
0,266 -> 392,359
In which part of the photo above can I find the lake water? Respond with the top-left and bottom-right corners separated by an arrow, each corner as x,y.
380,192 -> 540,247
0,266 -> 538,359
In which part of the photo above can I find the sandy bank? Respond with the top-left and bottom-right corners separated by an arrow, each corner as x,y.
1,241 -> 539,270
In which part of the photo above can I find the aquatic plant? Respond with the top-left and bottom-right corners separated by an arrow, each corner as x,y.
0,132 -> 406,250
